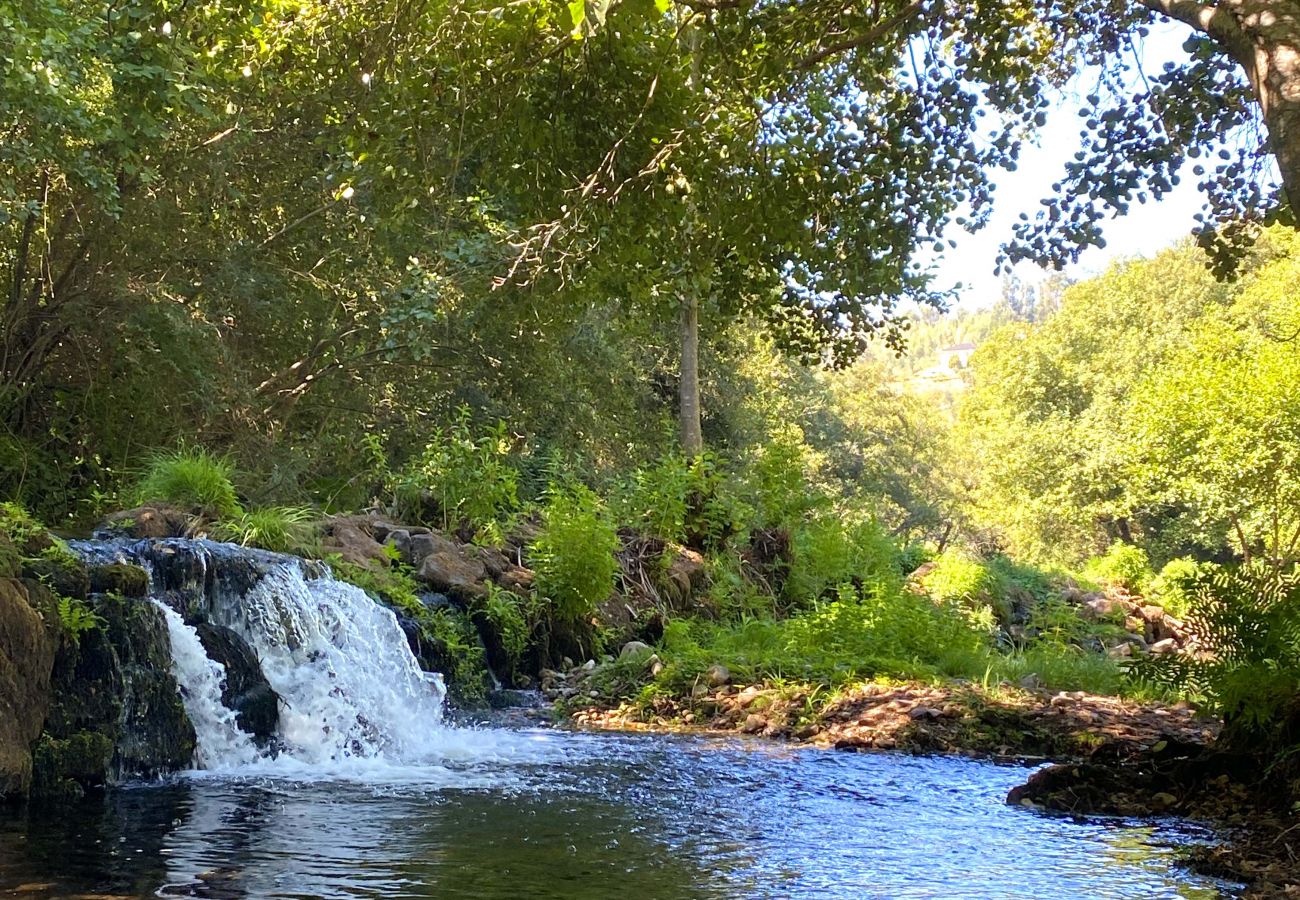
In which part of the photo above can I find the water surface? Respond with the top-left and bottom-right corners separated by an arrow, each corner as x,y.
0,730 -> 1233,899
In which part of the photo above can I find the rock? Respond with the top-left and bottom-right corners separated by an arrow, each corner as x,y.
88,563 -> 150,598
1081,595 -> 1119,620
908,706 -> 942,721
476,547 -> 511,579
793,724 -> 821,740
496,565 -> 535,594
660,546 -> 707,607
1150,638 -> 1179,655
385,529 -> 412,562
35,593 -> 195,798
736,686 -> 762,708
620,640 -> 652,659
740,714 -> 767,734
705,664 -> 731,687
690,682 -> 709,699
195,624 -> 279,743
25,552 -> 90,601
320,519 -> 390,569
1049,693 -> 1073,708
102,505 -> 193,540
0,578 -> 60,799
1107,642 -> 1134,659
647,654 -> 664,677
1018,673 -> 1042,691
413,533 -> 487,600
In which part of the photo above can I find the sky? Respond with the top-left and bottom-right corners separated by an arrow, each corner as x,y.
933,21 -> 1205,311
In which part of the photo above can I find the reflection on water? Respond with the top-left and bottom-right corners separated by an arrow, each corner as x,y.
0,731 -> 1233,899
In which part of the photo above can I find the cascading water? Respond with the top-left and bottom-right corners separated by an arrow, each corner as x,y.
154,600 -> 263,768
70,538 -> 478,774
215,563 -> 446,766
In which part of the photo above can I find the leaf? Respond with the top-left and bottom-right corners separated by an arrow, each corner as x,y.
567,0 -> 586,38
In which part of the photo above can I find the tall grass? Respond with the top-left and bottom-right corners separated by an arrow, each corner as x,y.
136,447 -> 242,517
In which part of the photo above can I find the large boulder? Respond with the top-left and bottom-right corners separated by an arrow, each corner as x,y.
102,505 -> 195,539
412,533 -> 487,600
320,518 -> 391,569
195,623 -> 279,743
0,578 -> 60,799
35,593 -> 195,798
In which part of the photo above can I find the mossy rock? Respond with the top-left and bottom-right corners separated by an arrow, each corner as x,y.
30,731 -> 114,800
0,533 -> 19,580
88,564 -> 150,599
24,552 -> 90,601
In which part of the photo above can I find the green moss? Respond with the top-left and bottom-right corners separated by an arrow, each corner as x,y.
88,563 -> 150,598
25,545 -> 90,600
31,731 -> 114,800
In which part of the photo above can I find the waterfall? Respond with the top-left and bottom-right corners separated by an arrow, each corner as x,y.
155,601 -> 263,769
215,563 -> 447,766
76,538 -> 463,773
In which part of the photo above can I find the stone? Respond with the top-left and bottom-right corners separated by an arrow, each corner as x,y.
1018,673 -> 1042,691
908,706 -> 942,721
195,624 -> 279,743
1107,642 -> 1134,659
705,664 -> 731,687
619,640 -> 652,659
647,655 -> 665,677
385,529 -> 412,562
660,546 -> 707,607
320,520 -> 390,569
103,505 -> 193,540
690,682 -> 709,699
496,565 -> 535,593
740,714 -> 767,734
0,578 -> 60,799
1150,638 -> 1179,655
1080,596 -> 1119,620
88,563 -> 150,598
413,533 -> 487,600
736,686 -> 762,708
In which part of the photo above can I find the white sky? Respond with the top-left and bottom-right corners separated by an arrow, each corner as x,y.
934,21 -> 1205,310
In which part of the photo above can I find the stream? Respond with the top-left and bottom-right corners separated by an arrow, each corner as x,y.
0,730 -> 1234,899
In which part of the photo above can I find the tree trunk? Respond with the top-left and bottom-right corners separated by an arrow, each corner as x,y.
678,292 -> 703,457
1237,2 -> 1300,214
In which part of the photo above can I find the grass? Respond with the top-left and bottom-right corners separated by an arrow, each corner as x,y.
214,506 -> 317,554
136,447 -> 242,518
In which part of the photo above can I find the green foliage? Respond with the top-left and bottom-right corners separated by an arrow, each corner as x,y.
784,512 -> 900,607
613,452 -> 748,550
656,582 -> 992,689
532,484 -> 620,627
1149,557 -> 1215,619
1083,543 -> 1154,595
392,410 -> 518,541
215,506 -> 317,554
1148,565 -> 1300,745
0,501 -> 52,555
55,596 -> 104,646
136,447 -> 241,518
483,582 -> 532,669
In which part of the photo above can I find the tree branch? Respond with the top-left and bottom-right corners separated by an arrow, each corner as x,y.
1135,0 -> 1255,68
794,0 -> 932,72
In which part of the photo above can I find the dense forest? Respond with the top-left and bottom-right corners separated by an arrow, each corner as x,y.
5,0 -> 1300,894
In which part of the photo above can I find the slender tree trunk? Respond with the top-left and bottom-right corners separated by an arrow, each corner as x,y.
678,292 -> 703,457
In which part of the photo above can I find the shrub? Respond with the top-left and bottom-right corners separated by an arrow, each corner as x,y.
215,506 -> 317,554
136,447 -> 242,518
746,430 -> 822,531
612,452 -> 749,550
1083,542 -> 1153,595
1147,563 -> 1300,747
784,512 -> 899,606
532,484 -> 620,626
1148,557 -> 1215,618
392,408 -> 518,541
657,581 -> 991,689
483,582 -> 532,668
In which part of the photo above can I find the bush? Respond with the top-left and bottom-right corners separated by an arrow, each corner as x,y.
1147,563 -> 1300,747
136,447 -> 242,518
392,408 -> 518,541
215,506 -> 317,554
1148,557 -> 1215,618
612,452 -> 749,550
746,430 -> 822,531
784,512 -> 899,606
482,582 -> 532,669
1083,542 -> 1153,595
532,484 -> 620,626
657,581 -> 991,689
